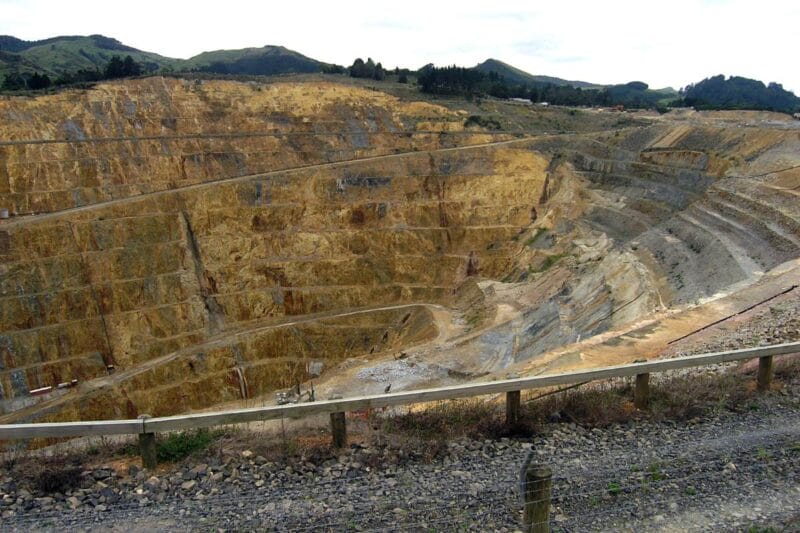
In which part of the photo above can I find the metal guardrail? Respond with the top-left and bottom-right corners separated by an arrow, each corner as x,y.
1,342 -> 797,442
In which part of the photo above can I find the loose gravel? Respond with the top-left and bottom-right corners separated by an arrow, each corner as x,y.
2,372 -> 798,532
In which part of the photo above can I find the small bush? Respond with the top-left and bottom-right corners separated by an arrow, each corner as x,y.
35,464 -> 82,494
157,429 -> 221,462
464,115 -> 502,130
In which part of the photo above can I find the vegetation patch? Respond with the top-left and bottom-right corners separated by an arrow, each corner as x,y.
383,399 -> 509,441
156,429 -> 224,462
527,386 -> 634,427
532,252 -> 568,273
1,455 -> 85,495
524,228 -> 548,247
464,115 -> 502,130
34,462 -> 83,494
376,361 -> 789,446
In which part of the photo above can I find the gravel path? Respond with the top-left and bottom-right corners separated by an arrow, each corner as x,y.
2,371 -> 798,532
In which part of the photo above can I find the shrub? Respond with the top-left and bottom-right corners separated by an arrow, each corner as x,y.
35,464 -> 82,494
464,115 -> 502,130
156,429 -> 221,462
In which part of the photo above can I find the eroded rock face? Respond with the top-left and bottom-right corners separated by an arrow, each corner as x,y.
0,77 -> 504,216
0,79 -> 551,423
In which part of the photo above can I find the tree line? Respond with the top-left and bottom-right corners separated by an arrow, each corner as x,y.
2,55 -> 144,91
321,58 -> 411,84
415,65 -> 800,113
681,75 -> 800,114
416,65 -> 670,109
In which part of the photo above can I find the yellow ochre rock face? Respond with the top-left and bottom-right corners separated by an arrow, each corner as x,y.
0,77 -> 505,216
0,78 -> 550,425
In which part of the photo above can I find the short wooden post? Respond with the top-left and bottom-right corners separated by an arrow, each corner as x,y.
506,390 -> 521,425
757,356 -> 773,392
634,373 -> 650,410
137,414 -> 157,470
330,412 -> 347,448
523,463 -> 552,533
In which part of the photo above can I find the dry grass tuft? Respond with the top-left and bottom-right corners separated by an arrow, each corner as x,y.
526,386 -> 635,428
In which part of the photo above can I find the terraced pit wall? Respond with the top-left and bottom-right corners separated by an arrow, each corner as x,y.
480,123 -> 800,361
0,77 -> 506,215
0,140 -> 549,423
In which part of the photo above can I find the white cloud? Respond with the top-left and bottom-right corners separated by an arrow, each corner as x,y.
0,0 -> 797,92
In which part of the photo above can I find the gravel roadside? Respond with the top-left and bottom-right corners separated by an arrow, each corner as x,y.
2,369 -> 798,532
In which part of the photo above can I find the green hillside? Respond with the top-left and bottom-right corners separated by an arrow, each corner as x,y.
0,35 -> 326,84
0,35 -> 178,78
183,45 -> 325,75
473,59 -> 598,88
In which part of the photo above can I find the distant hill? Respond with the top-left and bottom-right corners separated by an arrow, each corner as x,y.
0,34 -> 178,77
473,59 -> 597,88
0,34 -> 325,83
682,75 -> 800,114
183,45 -> 325,76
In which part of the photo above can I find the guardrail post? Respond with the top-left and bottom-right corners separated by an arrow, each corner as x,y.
137,414 -> 158,470
634,373 -> 650,409
330,412 -> 347,448
506,390 -> 521,425
757,356 -> 773,392
523,462 -> 552,533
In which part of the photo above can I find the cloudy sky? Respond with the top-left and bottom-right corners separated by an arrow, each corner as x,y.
2,0 -> 798,92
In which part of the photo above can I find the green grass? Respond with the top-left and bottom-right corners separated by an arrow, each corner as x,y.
1,35 -> 179,79
0,36 -> 322,82
648,462 -> 665,481
532,252 -> 568,273
524,228 -> 547,247
607,481 -> 622,495
156,429 -> 224,462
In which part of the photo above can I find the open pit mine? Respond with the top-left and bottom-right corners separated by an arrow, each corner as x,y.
1,78 -> 799,432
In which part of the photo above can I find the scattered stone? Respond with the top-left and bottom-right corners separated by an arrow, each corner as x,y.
180,480 -> 197,491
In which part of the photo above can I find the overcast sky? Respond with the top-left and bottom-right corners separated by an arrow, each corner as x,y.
2,0 -> 798,93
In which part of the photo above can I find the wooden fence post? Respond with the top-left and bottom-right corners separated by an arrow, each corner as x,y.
506,390 -> 521,425
330,412 -> 347,448
523,463 -> 552,533
137,414 -> 157,470
757,356 -> 773,392
634,373 -> 650,410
